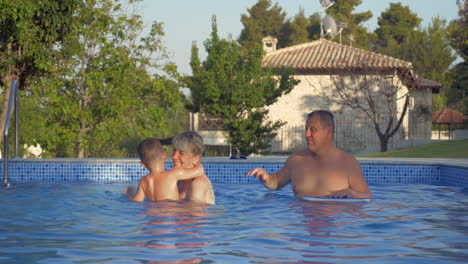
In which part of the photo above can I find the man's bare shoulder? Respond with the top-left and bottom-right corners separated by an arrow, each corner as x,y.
335,148 -> 361,168
288,149 -> 312,160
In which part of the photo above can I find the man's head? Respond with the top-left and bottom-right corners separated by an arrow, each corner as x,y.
172,131 -> 205,168
137,138 -> 165,169
305,110 -> 335,152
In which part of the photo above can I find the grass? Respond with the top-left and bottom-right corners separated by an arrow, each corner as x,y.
359,140 -> 468,158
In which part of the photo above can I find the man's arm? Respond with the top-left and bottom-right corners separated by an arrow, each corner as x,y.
328,157 -> 372,198
246,160 -> 291,190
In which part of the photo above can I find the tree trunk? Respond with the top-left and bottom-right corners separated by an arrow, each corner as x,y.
379,136 -> 389,152
78,146 -> 85,158
77,124 -> 86,158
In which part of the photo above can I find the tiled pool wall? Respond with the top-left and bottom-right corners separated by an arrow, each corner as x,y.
1,158 -> 467,187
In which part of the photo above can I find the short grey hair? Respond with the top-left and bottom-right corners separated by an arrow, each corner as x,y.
172,131 -> 205,156
307,110 -> 335,137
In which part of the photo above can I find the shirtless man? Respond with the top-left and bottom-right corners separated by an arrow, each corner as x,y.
247,110 -> 372,199
172,131 -> 216,205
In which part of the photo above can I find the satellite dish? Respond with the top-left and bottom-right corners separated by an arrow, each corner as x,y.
320,0 -> 333,9
323,14 -> 338,37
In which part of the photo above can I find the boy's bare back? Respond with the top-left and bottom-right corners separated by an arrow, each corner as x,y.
136,171 -> 180,202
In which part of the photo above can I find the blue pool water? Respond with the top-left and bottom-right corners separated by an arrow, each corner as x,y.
0,182 -> 467,263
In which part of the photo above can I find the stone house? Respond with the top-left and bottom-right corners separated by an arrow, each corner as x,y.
192,38 -> 440,155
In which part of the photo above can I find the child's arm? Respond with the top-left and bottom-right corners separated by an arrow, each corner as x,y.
169,163 -> 205,181
126,180 -> 146,202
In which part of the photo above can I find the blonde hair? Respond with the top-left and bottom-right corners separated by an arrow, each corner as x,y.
172,131 -> 204,156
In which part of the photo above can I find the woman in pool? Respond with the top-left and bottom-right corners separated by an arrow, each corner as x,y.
172,131 -> 216,205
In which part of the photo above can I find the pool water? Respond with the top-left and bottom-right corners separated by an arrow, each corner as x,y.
0,183 -> 467,263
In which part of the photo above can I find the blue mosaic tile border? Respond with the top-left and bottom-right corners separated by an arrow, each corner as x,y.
439,164 -> 468,187
1,159 -> 467,187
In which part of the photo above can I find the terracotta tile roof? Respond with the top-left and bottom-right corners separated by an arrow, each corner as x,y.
432,108 -> 465,124
415,76 -> 442,93
262,39 -> 412,72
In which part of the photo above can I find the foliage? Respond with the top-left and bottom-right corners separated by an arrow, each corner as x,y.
447,62 -> 468,114
375,4 -> 456,113
359,139 -> 468,158
375,2 -> 421,57
403,17 -> 456,112
31,0 -> 185,158
238,0 -> 287,50
307,13 -> 322,41
405,18 -> 455,87
280,8 -> 310,47
0,0 -> 80,150
188,16 -> 299,155
448,0 -> 468,60
447,0 -> 468,115
0,91 -> 51,158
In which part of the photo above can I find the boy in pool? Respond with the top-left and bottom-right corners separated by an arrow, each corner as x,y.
125,138 -> 205,202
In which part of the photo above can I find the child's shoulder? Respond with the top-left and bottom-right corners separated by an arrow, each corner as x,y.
146,171 -> 172,181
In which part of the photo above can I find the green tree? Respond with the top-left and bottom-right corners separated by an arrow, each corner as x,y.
238,0 -> 287,50
448,0 -> 468,60
447,0 -> 468,115
0,0 -> 80,151
280,7 -> 310,47
326,0 -> 373,48
375,4 -> 456,113
399,18 -> 456,112
188,17 -> 298,155
375,2 -> 422,58
307,13 -> 322,41
33,0 -> 185,157
406,18 -> 455,88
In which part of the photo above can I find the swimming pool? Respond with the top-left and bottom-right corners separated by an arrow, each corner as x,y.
0,158 -> 467,263
0,182 -> 467,263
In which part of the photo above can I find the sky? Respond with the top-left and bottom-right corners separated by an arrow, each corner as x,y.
139,0 -> 460,75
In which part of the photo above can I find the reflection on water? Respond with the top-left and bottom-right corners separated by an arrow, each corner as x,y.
289,201 -> 380,261
136,201 -> 212,264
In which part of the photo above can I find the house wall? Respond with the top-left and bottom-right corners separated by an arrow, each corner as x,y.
267,73 -> 418,154
192,73 -> 433,155
408,88 -> 433,139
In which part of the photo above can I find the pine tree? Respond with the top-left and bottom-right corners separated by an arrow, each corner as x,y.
375,2 -> 421,58
238,0 -> 287,50
447,0 -> 468,115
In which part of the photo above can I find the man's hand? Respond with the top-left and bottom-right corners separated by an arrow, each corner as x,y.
246,168 -> 270,183
327,189 -> 354,198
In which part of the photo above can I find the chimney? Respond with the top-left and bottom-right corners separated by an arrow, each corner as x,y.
262,36 -> 277,53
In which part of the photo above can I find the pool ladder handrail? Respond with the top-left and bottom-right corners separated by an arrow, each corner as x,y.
2,80 -> 19,188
